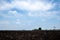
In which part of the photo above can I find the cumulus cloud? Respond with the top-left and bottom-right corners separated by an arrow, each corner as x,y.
0,0 -> 59,20
0,10 -> 23,18
14,0 -> 54,11
0,0 -> 55,11
28,11 -> 56,17
0,0 -> 60,30
0,0 -> 57,19
8,10 -> 23,17
28,10 -> 60,22
0,1 -> 14,10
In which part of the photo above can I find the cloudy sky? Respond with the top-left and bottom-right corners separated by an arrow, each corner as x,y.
0,0 -> 60,30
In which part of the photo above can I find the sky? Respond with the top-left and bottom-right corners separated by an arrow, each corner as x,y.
0,0 -> 60,30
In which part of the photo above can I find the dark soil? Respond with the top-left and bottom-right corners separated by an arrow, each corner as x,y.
0,30 -> 60,40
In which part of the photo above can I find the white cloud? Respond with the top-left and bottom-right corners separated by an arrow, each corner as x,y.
0,10 -> 23,18
0,0 -> 59,21
8,10 -> 23,17
0,1 -> 14,10
0,20 -> 10,25
0,0 -> 60,30
0,19 -> 21,30
14,0 -> 55,11
0,0 -> 55,11
16,19 -> 21,24
28,11 -> 53,17
0,0 -> 56,20
28,11 -> 59,21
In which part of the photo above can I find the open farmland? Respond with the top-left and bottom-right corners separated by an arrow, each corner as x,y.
0,30 -> 60,40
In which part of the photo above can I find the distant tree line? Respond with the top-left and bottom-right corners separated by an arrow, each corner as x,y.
34,27 -> 42,30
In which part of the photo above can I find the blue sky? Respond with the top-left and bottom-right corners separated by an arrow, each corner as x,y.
0,0 -> 60,30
